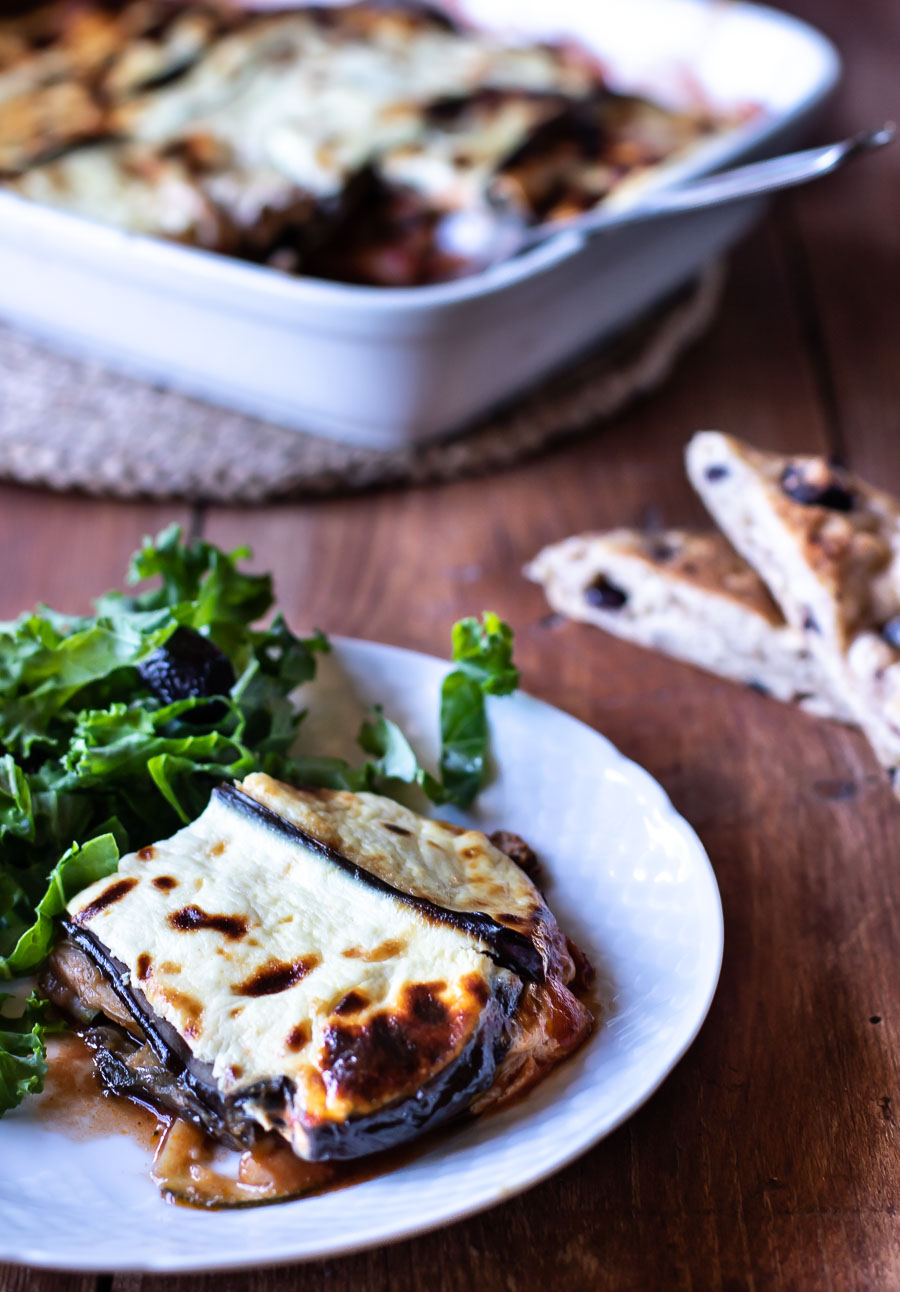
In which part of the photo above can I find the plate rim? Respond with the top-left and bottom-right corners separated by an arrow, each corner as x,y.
0,635 -> 723,1274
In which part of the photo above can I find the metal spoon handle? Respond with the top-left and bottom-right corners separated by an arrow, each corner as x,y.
522,123 -> 895,251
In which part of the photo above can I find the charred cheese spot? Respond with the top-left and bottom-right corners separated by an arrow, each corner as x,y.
233,955 -> 320,998
152,875 -> 177,892
382,822 -> 411,836
136,953 -> 152,981
332,990 -> 369,1017
137,846 -> 156,861
342,937 -> 407,962
60,773 -> 582,1155
286,1022 -> 311,1052
304,1067 -> 327,1100
168,905 -> 249,940
461,972 -> 490,1008
158,986 -> 204,1040
73,878 -> 138,924
320,981 -> 467,1107
436,821 -> 464,836
209,841 -> 226,856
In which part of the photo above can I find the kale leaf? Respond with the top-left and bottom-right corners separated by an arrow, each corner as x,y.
0,992 -> 55,1114
0,522 -> 519,1114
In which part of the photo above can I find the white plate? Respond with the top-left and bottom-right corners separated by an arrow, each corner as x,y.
0,638 -> 722,1273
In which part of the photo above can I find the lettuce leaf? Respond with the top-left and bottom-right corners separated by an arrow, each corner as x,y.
0,524 -> 520,1119
449,612 -> 519,695
0,835 -> 119,979
0,993 -> 53,1114
0,529 -> 326,872
436,613 -> 519,805
352,614 -> 519,807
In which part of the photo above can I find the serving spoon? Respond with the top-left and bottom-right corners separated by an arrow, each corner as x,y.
437,123 -> 895,271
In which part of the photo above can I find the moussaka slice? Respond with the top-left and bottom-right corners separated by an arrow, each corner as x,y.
45,773 -> 591,1161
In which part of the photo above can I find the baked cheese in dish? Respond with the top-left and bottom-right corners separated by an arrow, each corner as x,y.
1,1 -> 722,285
47,773 -> 591,1162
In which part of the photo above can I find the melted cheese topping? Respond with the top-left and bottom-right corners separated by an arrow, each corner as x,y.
67,782 -> 517,1130
12,143 -> 218,238
241,773 -> 545,934
4,3 -> 599,232
116,13 -> 595,202
2,2 -> 717,278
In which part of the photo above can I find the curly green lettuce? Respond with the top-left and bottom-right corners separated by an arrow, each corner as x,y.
0,525 -> 518,1112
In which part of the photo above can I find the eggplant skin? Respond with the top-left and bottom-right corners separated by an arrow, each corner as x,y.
217,783 -> 546,984
85,1025 -> 257,1151
293,994 -> 509,1162
48,928 -> 520,1161
59,774 -> 592,1162
85,1006 -> 512,1163
85,999 -> 509,1163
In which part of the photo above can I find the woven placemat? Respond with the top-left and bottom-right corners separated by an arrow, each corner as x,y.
0,264 -> 723,503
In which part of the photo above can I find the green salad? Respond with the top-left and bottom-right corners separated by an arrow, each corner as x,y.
0,526 -> 518,1114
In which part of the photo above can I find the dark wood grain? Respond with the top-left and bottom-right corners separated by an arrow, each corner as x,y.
0,1273 -> 95,1292
3,0 -> 900,1288
777,0 -> 900,491
0,486 -> 190,619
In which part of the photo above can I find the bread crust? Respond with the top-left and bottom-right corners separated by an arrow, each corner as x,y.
687,432 -> 900,792
526,527 -> 851,722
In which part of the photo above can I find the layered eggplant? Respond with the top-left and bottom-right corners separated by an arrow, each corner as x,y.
0,0 -> 724,285
43,773 -> 591,1163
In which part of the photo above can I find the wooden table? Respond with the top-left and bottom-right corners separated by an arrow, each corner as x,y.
2,0 -> 897,1286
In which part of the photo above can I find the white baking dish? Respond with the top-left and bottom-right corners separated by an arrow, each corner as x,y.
0,0 -> 839,449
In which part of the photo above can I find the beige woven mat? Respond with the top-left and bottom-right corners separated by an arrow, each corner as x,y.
0,265 -> 723,503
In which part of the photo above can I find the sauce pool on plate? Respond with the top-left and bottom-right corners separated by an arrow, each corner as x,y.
36,1033 -> 449,1209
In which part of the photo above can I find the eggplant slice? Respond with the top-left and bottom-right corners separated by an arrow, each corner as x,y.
49,773 -> 592,1161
